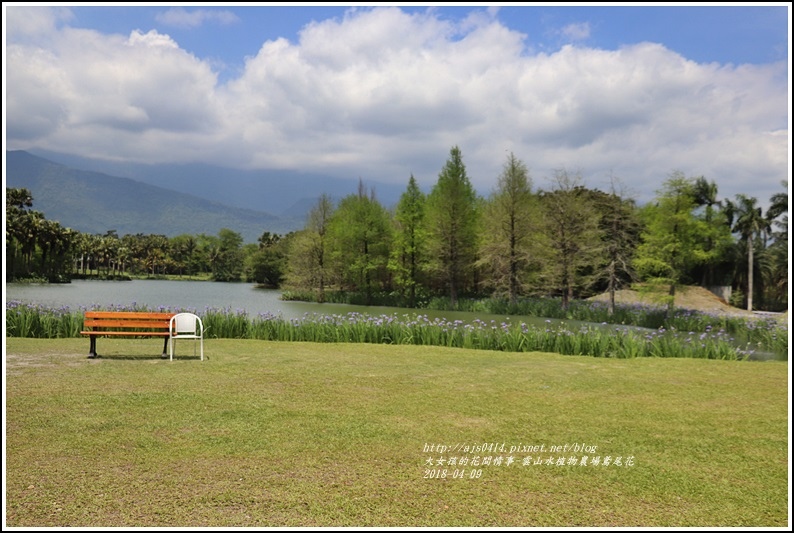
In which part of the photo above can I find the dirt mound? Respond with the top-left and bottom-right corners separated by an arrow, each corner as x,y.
589,285 -> 755,317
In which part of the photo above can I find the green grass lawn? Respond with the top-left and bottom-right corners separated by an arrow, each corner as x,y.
5,337 -> 789,527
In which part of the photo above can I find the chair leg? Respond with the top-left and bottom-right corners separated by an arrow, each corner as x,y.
170,337 -> 174,361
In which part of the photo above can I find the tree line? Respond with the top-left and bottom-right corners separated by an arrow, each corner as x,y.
5,146 -> 789,311
6,187 -> 287,285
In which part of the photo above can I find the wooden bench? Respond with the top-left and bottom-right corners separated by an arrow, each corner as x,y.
81,311 -> 176,359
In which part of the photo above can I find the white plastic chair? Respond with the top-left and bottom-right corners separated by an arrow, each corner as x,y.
169,313 -> 204,361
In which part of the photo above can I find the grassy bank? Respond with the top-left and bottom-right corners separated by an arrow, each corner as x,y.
6,302 -> 788,360
5,338 -> 788,527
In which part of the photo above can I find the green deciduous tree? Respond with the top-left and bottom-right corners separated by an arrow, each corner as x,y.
425,146 -> 480,307
285,194 -> 335,301
634,172 -> 711,313
327,181 -> 393,304
477,153 -> 541,304
589,179 -> 642,315
203,228 -> 244,281
538,170 -> 604,310
389,175 -> 428,307
245,231 -> 291,287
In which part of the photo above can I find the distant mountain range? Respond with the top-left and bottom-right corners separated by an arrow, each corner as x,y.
24,148 -> 406,216
5,150 -> 406,243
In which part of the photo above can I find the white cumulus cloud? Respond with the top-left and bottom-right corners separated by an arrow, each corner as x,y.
5,6 -> 788,207
560,22 -> 591,41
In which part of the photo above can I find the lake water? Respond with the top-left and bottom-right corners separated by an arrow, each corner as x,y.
4,279 -> 573,328
6,279 -> 320,319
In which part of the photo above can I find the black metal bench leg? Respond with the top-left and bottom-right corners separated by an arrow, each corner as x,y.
88,336 -> 98,359
162,337 -> 169,359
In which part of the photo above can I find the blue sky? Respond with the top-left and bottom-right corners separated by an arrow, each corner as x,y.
4,3 -> 791,208
60,5 -> 790,82
62,5 -> 791,61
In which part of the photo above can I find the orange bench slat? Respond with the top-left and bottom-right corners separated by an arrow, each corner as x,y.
84,311 -> 175,320
80,331 -> 172,337
83,319 -> 171,329
81,311 -> 177,338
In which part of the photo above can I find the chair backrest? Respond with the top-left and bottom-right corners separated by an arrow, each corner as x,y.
171,313 -> 202,335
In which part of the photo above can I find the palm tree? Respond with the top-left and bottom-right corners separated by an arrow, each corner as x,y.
74,232 -> 91,275
47,225 -> 76,282
766,180 -> 788,223
116,245 -> 130,277
36,219 -> 60,279
762,182 -> 788,308
766,181 -> 788,248
692,177 -> 722,286
729,194 -> 769,311
98,233 -> 120,277
87,234 -> 104,277
5,190 -> 31,279
22,212 -> 44,277
693,177 -> 720,211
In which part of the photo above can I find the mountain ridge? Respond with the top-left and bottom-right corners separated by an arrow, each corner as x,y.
24,148 -> 406,217
5,150 -> 305,242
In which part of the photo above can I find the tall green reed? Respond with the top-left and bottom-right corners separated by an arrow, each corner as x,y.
6,300 -> 786,360
285,290 -> 772,340
6,302 -> 84,339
